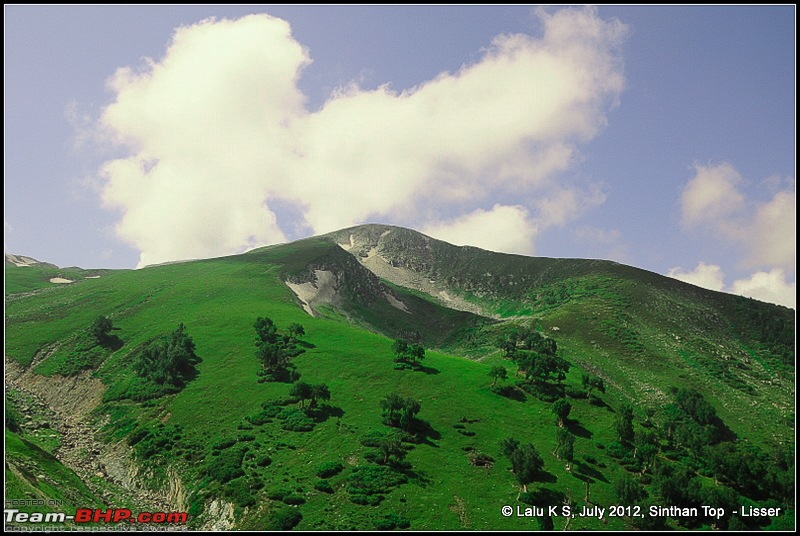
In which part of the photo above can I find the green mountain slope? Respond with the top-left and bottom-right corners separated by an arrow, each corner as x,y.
5,430 -> 105,514
324,225 -> 794,443
5,253 -> 111,295
4,229 -> 795,531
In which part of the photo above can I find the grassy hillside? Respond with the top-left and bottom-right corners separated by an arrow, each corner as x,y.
5,430 -> 105,515
4,234 -> 795,530
325,225 -> 795,445
5,254 -> 110,295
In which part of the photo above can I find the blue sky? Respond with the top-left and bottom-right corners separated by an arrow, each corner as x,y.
4,6 -> 795,307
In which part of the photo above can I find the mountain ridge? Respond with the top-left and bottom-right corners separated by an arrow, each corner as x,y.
4,224 -> 795,530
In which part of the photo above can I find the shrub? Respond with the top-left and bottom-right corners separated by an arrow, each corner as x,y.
282,494 -> 306,505
470,453 -> 495,467
133,324 -> 200,389
222,478 -> 256,507
314,480 -> 334,493
350,493 -> 383,506
267,488 -> 291,501
346,466 -> 407,498
316,461 -> 344,479
375,513 -> 411,530
278,408 -> 314,432
255,455 -> 272,467
212,438 -> 237,451
607,441 -> 632,460
127,428 -> 149,446
205,447 -> 246,484
565,385 -> 589,399
265,507 -> 302,531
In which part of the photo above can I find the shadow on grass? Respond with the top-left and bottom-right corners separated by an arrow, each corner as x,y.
573,461 -> 608,483
407,420 -> 441,447
309,404 -> 344,424
535,469 -> 557,484
588,394 -> 613,411
401,467 -> 433,488
492,385 -> 526,402
99,335 -> 124,351
519,486 -> 566,506
566,420 -> 593,439
416,365 -> 440,375
521,382 -> 564,403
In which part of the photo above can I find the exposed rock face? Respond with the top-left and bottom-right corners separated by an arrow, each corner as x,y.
5,357 -> 183,514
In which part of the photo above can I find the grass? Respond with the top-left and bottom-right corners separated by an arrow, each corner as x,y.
5,430 -> 105,514
4,231 -> 794,530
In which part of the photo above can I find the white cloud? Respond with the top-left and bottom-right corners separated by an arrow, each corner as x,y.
667,262 -> 795,309
92,8 -> 626,267
534,185 -> 607,229
574,225 -> 630,263
666,263 -> 726,292
680,163 -> 745,231
747,190 -> 795,270
730,269 -> 795,309
679,163 -> 796,274
423,204 -> 537,255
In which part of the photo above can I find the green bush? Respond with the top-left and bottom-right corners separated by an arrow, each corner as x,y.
314,480 -> 334,493
607,441 -> 632,460
205,446 -> 246,484
222,478 -> 256,507
127,427 -> 149,446
278,408 -> 314,432
282,494 -> 306,505
264,506 -> 302,531
246,408 -> 277,425
267,488 -> 291,501
316,461 -> 344,479
346,466 -> 407,499
375,512 -> 411,530
134,424 -> 183,460
213,438 -> 237,451
133,324 -> 200,388
565,385 -> 588,399
255,454 -> 272,467
350,493 -> 383,506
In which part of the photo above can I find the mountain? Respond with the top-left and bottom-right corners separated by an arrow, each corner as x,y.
4,227 -> 795,531
323,224 -> 794,414
4,253 -> 110,295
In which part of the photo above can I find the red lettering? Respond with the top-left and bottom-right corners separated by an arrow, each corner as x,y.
74,509 -> 92,523
113,509 -> 132,522
94,509 -> 113,522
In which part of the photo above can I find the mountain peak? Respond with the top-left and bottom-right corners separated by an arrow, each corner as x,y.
5,253 -> 56,268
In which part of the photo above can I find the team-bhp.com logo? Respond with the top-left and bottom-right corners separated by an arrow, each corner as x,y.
5,508 -> 188,525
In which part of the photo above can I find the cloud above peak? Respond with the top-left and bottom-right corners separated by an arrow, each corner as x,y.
93,8 -> 626,267
680,163 -> 795,273
667,263 -> 795,308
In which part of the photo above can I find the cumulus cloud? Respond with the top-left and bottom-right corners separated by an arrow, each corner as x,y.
667,262 -> 795,309
666,263 -> 726,292
680,163 -> 795,273
574,225 -> 630,263
423,204 -> 537,255
730,268 -> 795,308
680,163 -> 745,231
93,8 -> 626,267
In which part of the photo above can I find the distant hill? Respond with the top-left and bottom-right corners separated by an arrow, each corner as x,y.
4,226 -> 795,531
5,253 -> 111,295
